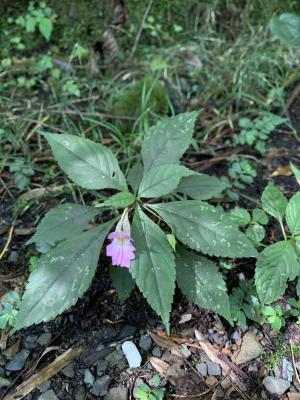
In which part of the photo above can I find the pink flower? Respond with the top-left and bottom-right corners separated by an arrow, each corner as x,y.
106,210 -> 135,268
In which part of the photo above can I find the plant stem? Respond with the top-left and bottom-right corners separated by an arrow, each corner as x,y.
279,219 -> 287,241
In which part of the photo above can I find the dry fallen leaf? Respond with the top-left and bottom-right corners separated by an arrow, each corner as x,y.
270,165 -> 292,177
149,331 -> 179,349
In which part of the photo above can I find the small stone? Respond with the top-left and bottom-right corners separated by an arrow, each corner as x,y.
235,332 -> 263,365
38,381 -> 51,393
263,376 -> 290,395
196,362 -> 207,377
206,376 -> 218,386
118,325 -> 136,340
122,341 -> 142,368
248,364 -> 258,373
104,386 -> 128,400
152,347 -> 162,358
139,334 -> 152,351
0,367 -> 4,377
37,333 -> 52,347
105,350 -> 124,367
23,335 -> 38,350
84,369 -> 95,385
5,350 -> 30,371
61,363 -> 75,378
38,390 -> 58,400
206,360 -> 221,376
92,375 -> 111,396
179,344 -> 191,359
162,351 -> 172,362
179,313 -> 192,324
97,360 -> 108,376
74,385 -> 85,400
0,377 -> 11,387
221,376 -> 231,390
8,251 -> 18,264
282,357 -> 294,382
232,331 -> 241,341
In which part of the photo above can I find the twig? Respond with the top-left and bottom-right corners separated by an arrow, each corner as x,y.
0,225 -> 14,261
25,115 -> 49,141
290,339 -> 300,386
128,0 -> 154,61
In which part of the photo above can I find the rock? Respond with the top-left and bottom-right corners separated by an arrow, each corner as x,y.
74,385 -> 85,400
83,369 -> 95,385
0,367 -> 4,377
105,350 -> 124,367
23,335 -> 38,350
162,351 -> 172,362
97,360 -> 108,376
37,333 -> 52,347
206,360 -> 221,376
8,251 -> 18,263
232,331 -> 241,341
61,363 -> 75,378
92,375 -> 111,396
38,381 -> 51,393
206,376 -> 218,386
122,341 -> 142,368
263,376 -> 290,395
282,357 -> 294,382
235,332 -> 263,365
221,376 -> 231,390
118,325 -> 136,340
104,386 -> 128,400
0,377 -> 11,387
5,350 -> 30,371
248,364 -> 258,373
179,313 -> 192,324
152,347 -> 162,358
196,362 -> 207,377
139,334 -> 152,351
38,390 -> 58,400
179,344 -> 191,359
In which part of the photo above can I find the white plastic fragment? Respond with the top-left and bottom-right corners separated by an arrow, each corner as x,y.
121,341 -> 142,368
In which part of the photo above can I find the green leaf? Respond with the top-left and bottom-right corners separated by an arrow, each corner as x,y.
102,191 -> 135,208
39,17 -> 52,40
255,240 -> 300,304
166,234 -> 176,251
177,173 -> 228,200
297,278 -> 300,297
269,13 -> 300,47
25,15 -> 36,32
290,162 -> 300,186
138,164 -> 193,198
127,161 -> 143,194
246,224 -> 265,243
43,133 -> 127,191
14,221 -> 114,331
150,201 -> 257,258
286,192 -> 300,235
130,207 -> 176,333
176,247 -> 232,322
141,112 -> 197,172
261,183 -> 288,222
229,208 -> 251,227
27,203 -> 99,245
252,208 -> 268,225
109,266 -> 135,303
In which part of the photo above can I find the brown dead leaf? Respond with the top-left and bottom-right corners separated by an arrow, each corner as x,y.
2,340 -> 21,359
149,331 -> 179,349
288,394 -> 300,400
270,165 -> 292,177
149,356 -> 185,386
18,185 -> 65,201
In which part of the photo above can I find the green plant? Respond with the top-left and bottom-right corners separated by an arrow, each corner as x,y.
262,304 -> 285,330
14,112 -> 257,333
223,158 -> 257,201
9,158 -> 35,191
135,375 -> 165,400
229,207 -> 268,244
269,13 -> 300,47
0,292 -> 20,329
233,114 -> 287,154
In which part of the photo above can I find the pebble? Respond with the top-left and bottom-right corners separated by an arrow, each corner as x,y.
206,360 -> 221,376
162,351 -> 172,362
8,251 -> 18,263
38,390 -> 58,400
97,360 -> 108,376
104,386 -> 128,400
221,376 -> 231,390
61,363 -> 75,378
0,367 -> 4,377
263,376 -> 290,395
74,385 -> 85,400
118,325 -> 136,340
23,335 -> 38,350
206,376 -> 218,386
105,350 -> 124,367
152,347 -> 162,358
5,350 -> 30,371
92,375 -> 111,396
139,334 -> 152,351
0,377 -> 11,387
179,344 -> 191,359
38,381 -> 51,393
196,362 -> 207,377
84,369 -> 95,385
235,332 -> 263,365
37,333 -> 52,347
282,357 -> 294,382
122,341 -> 142,368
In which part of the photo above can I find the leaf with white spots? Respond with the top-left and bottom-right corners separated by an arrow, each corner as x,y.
141,112 -> 197,172
286,192 -> 300,235
43,132 -> 127,190
176,247 -> 232,322
14,221 -> 114,331
149,201 -> 257,258
255,240 -> 300,304
130,207 -> 176,333
177,173 -> 228,200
